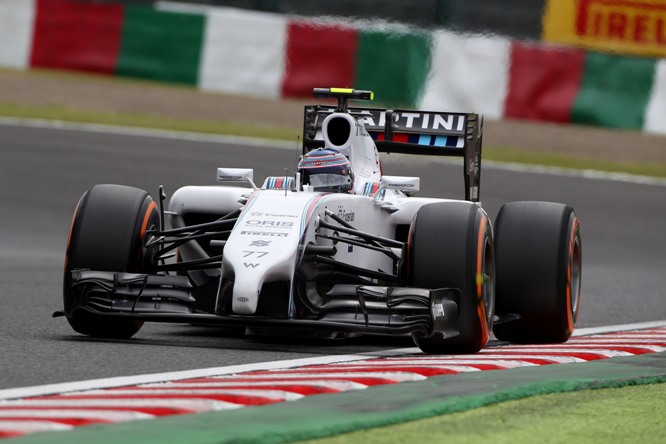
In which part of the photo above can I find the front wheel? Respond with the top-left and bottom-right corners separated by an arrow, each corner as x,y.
64,184 -> 159,338
493,201 -> 581,343
409,202 -> 495,354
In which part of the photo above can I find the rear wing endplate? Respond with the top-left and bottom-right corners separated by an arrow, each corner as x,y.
303,105 -> 484,202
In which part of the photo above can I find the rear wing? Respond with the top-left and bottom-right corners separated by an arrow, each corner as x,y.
303,105 -> 484,202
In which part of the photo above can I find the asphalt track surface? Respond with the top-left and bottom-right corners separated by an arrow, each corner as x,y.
1,121 -> 664,390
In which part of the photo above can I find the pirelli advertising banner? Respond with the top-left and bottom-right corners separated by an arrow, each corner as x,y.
544,0 -> 666,58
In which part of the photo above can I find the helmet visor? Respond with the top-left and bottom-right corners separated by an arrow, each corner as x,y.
308,173 -> 352,192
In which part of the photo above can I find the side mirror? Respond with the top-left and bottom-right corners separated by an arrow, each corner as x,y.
217,168 -> 257,190
381,176 -> 420,193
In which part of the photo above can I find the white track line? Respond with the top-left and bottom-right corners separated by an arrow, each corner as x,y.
65,388 -> 303,402
140,380 -> 368,391
209,372 -> 428,383
0,420 -> 72,433
295,360 -> 536,369
0,349 -> 416,401
0,409 -> 151,422
572,321 -> 666,336
0,398 -> 235,412
481,161 -> 666,186
0,321 -> 664,401
0,116 -> 295,149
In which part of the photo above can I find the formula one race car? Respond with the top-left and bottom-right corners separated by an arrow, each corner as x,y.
55,88 -> 582,354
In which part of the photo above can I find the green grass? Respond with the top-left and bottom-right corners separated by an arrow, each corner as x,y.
485,146 -> 666,179
300,382 -> 666,444
0,102 -> 299,141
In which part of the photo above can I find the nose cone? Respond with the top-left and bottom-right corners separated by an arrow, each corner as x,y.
222,190 -> 329,315
232,272 -> 264,314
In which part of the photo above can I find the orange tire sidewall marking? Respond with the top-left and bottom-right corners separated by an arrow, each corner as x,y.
476,215 -> 489,340
565,215 -> 580,336
135,200 -> 157,272
64,195 -> 85,279
140,200 -> 158,240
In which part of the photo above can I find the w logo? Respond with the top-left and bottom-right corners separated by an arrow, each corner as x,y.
244,263 -> 260,268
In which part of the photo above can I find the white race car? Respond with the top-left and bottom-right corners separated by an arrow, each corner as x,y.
56,88 -> 582,354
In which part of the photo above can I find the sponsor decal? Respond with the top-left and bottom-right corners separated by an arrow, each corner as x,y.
381,176 -> 420,192
250,211 -> 297,218
355,121 -> 370,137
241,231 -> 288,237
544,0 -> 666,57
470,186 -> 479,201
243,251 -> 269,258
357,110 -> 466,135
314,110 -> 466,135
432,303 -> 446,318
266,213 -> 297,218
243,263 -> 260,268
237,297 -> 249,302
245,220 -> 295,228
249,240 -> 271,247
337,206 -> 355,222
217,168 -> 253,182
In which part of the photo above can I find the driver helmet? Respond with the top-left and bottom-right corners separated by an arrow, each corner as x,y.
298,148 -> 353,193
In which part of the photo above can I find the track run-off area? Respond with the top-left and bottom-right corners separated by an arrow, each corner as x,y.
1,322 -> 666,440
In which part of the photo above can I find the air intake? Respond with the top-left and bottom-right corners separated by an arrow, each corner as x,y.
322,113 -> 355,152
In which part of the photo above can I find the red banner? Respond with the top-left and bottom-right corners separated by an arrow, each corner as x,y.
31,0 -> 123,74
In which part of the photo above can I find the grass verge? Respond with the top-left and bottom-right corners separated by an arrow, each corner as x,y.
300,382 -> 666,444
485,146 -> 666,179
0,102 -> 300,141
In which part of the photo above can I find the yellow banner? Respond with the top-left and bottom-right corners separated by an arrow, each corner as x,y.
543,0 -> 666,57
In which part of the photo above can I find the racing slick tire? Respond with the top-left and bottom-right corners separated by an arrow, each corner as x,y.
63,184 -> 159,339
492,202 -> 581,343
409,202 -> 495,354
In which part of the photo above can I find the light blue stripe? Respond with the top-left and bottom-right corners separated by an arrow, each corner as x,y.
418,134 -> 431,145
434,136 -> 447,147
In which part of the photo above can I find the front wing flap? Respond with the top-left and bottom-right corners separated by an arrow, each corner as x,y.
57,270 -> 462,338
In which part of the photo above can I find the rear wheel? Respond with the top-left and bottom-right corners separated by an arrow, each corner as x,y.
409,202 -> 495,354
493,201 -> 581,343
64,184 -> 159,338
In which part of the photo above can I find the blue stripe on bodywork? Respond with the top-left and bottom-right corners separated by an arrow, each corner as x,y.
434,136 -> 447,147
418,134 -> 431,145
